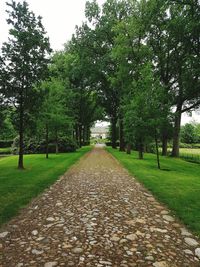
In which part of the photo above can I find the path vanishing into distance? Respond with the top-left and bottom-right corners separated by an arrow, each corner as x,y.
1,146 -> 200,267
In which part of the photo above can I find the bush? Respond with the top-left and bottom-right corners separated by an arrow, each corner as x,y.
0,147 -> 11,154
11,136 -> 77,155
0,140 -> 13,148
179,143 -> 193,148
105,141 -> 120,147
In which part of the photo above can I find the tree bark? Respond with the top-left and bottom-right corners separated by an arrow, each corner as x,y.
79,124 -> 82,148
18,95 -> 24,169
86,126 -> 90,145
119,118 -> 125,151
138,141 -> 143,159
75,124 -> 79,144
111,117 -> 117,149
162,133 -> 168,156
155,131 -> 161,169
172,105 -> 182,157
46,123 -> 49,159
126,143 -> 131,154
55,127 -> 58,154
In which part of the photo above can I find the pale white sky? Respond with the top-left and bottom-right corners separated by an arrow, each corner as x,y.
0,0 -> 105,51
0,0 -> 199,125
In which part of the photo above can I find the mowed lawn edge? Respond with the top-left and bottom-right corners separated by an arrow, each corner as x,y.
0,146 -> 91,226
106,147 -> 200,236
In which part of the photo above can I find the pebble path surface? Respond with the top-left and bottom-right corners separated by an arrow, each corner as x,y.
0,147 -> 200,267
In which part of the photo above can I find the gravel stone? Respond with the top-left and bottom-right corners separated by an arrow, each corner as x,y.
195,248 -> 200,259
44,262 -> 58,267
0,232 -> 9,238
72,247 -> 83,254
184,237 -> 199,246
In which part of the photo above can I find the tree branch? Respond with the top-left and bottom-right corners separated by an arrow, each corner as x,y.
181,100 -> 200,113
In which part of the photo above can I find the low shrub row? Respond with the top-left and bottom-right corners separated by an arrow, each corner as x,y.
11,137 -> 77,154
0,140 -> 13,148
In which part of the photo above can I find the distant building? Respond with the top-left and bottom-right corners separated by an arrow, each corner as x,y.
90,126 -> 109,139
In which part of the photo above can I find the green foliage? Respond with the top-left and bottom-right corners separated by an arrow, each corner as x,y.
0,0 -> 51,109
124,63 -> 170,150
181,123 -> 199,144
0,107 -> 17,140
11,136 -> 77,155
0,0 -> 52,168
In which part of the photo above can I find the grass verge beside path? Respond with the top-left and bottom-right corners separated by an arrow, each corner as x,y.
107,147 -> 200,236
0,146 -> 91,226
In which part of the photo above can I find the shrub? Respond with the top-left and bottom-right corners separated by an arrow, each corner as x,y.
105,141 -> 120,147
11,136 -> 77,154
0,140 -> 13,148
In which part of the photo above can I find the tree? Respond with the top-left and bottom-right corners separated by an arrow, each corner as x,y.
0,1 -> 51,169
82,0 -> 129,148
0,107 -> 17,140
39,78 -> 73,158
124,63 -> 169,168
147,0 -> 200,157
181,123 -> 198,144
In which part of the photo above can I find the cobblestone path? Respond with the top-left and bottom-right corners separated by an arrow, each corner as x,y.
1,147 -> 200,267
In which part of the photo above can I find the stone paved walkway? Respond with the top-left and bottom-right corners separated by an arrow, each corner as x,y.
0,147 -> 200,267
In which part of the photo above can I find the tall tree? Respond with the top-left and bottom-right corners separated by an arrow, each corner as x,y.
82,0 -> 128,148
0,1 -> 51,168
148,0 -> 200,157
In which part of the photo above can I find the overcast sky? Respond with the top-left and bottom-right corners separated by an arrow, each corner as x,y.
0,0 -> 199,124
0,0 -> 106,51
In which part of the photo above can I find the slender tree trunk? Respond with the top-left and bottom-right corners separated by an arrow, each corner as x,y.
111,117 -> 117,149
86,126 -> 90,145
126,143 -> 131,154
155,131 -> 161,169
162,134 -> 168,156
55,127 -> 59,154
18,96 -> 24,169
75,124 -> 79,144
82,126 -> 86,146
172,106 -> 182,157
79,124 -> 82,148
138,141 -> 143,159
143,144 -> 147,153
46,123 -> 49,159
119,118 -> 125,151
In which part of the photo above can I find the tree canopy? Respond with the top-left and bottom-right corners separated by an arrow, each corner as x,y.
0,0 -> 199,169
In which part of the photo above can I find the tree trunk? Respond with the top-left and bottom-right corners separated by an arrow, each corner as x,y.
111,117 -> 117,149
79,124 -> 82,148
82,126 -> 86,146
46,123 -> 49,159
75,124 -> 79,144
172,106 -> 182,157
138,141 -> 143,159
55,127 -> 59,154
126,143 -> 131,154
162,133 -> 168,156
18,96 -> 24,169
119,118 -> 125,151
86,126 -> 90,145
155,131 -> 161,169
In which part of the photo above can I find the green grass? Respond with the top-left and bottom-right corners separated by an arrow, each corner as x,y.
180,148 -> 200,155
0,146 -> 91,226
107,147 -> 200,236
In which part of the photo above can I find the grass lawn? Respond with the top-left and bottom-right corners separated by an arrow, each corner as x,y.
179,148 -> 200,155
0,146 -> 91,226
107,147 -> 200,236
